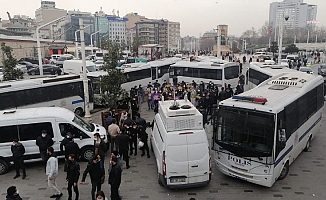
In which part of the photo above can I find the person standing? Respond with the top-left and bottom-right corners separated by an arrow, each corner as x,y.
108,119 -> 120,152
94,133 -> 107,170
11,139 -> 26,179
60,132 -> 73,172
46,147 -> 62,199
225,84 -> 234,99
66,154 -> 80,200
109,156 -> 122,200
117,127 -> 130,169
36,130 -> 54,163
65,137 -> 80,161
6,186 -> 22,200
138,126 -> 150,158
129,122 -> 138,156
218,87 -> 227,102
80,156 -> 104,200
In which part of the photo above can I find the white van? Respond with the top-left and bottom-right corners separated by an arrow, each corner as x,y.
253,52 -> 267,58
0,107 -> 108,175
150,99 -> 211,188
286,54 -> 299,61
63,60 -> 97,75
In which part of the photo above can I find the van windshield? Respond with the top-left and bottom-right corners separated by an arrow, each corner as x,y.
87,65 -> 97,72
73,115 -> 94,132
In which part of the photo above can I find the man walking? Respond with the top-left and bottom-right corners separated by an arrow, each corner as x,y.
46,147 -> 62,199
117,127 -> 130,169
36,130 -> 54,163
11,139 -> 26,179
66,154 -> 80,200
109,157 -> 122,200
108,119 -> 120,152
94,133 -> 107,170
138,126 -> 150,158
80,156 -> 105,200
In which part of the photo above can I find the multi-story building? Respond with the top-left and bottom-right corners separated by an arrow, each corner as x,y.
158,19 -> 168,49
168,21 -> 181,52
269,0 -> 317,29
136,19 -> 159,45
126,27 -> 136,50
107,15 -> 128,45
125,13 -> 147,30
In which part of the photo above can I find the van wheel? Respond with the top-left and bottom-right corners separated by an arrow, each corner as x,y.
278,161 -> 289,180
81,147 -> 94,161
74,108 -> 84,116
0,160 -> 9,175
304,136 -> 311,152
158,173 -> 164,186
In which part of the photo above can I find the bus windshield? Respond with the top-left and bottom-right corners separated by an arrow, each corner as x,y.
215,106 -> 275,158
73,114 -> 94,132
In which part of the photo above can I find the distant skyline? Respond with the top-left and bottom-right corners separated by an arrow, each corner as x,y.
0,0 -> 325,37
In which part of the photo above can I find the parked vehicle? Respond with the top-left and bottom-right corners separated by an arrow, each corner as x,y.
299,67 -> 313,74
0,67 -> 3,81
63,60 -> 97,75
286,54 -> 299,61
318,65 -> 326,76
94,60 -> 105,70
19,57 -> 48,65
17,61 -> 37,70
15,64 -> 27,73
27,64 -> 62,75
56,55 -> 74,67
0,107 -> 108,175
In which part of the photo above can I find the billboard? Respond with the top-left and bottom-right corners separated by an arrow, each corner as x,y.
138,46 -> 152,61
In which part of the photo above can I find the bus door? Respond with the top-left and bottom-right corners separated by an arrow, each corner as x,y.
168,66 -> 175,84
151,67 -> 157,81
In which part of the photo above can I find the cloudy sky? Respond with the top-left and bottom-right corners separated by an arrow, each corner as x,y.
0,0 -> 325,37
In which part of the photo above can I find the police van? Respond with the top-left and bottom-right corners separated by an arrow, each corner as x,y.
150,98 -> 211,188
0,107 -> 108,175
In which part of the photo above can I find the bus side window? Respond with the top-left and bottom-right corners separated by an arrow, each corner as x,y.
276,111 -> 286,157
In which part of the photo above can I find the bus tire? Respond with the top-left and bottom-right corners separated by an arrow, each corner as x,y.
74,108 -> 84,116
0,159 -> 9,175
304,136 -> 312,152
81,146 -> 94,161
278,161 -> 289,180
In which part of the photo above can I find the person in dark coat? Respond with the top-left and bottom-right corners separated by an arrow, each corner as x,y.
66,154 -> 80,200
138,126 -> 150,158
109,157 -> 122,200
6,186 -> 22,200
117,127 -> 130,169
218,87 -> 227,101
94,133 -> 107,170
65,138 -> 80,160
225,84 -> 234,99
80,156 -> 105,200
11,139 -> 26,179
123,113 -> 133,127
129,122 -> 138,156
36,130 -> 54,163
135,113 -> 147,128
60,132 -> 73,154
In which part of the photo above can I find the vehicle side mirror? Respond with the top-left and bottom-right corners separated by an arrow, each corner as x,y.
278,129 -> 286,143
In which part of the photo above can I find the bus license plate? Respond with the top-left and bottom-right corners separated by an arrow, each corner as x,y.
170,178 -> 186,183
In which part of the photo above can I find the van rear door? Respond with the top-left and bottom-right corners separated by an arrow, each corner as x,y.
186,130 -> 210,184
166,133 -> 189,186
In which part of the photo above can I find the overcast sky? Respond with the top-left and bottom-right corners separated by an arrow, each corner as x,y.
0,0 -> 325,37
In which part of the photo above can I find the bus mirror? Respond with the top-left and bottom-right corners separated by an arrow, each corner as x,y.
278,129 -> 286,143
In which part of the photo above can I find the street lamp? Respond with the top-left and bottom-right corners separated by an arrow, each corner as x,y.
99,33 -> 110,48
277,14 -> 289,65
36,16 -> 66,76
90,31 -> 100,47
75,24 -> 93,59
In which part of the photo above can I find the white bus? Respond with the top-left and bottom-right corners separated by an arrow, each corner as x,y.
169,59 -> 240,88
248,62 -> 297,90
0,75 -> 94,116
212,72 -> 324,187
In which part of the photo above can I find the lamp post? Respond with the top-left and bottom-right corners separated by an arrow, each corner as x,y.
75,24 -> 92,59
277,13 -> 289,65
99,33 -> 110,49
36,16 -> 66,76
90,31 -> 100,47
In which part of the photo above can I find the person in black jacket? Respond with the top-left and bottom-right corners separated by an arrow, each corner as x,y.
109,156 -> 122,200
11,139 -> 26,179
129,122 -> 138,156
80,156 -> 104,200
6,186 -> 22,200
94,133 -> 107,170
66,154 -> 80,200
135,113 -> 147,128
65,138 -> 80,160
36,130 -> 54,163
60,132 -> 73,154
117,127 -> 130,169
218,87 -> 227,101
138,126 -> 150,158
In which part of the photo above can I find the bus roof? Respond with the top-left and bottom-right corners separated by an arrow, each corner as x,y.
172,60 -> 237,69
148,57 -> 181,67
220,72 -> 324,113
0,107 -> 75,122
249,62 -> 297,77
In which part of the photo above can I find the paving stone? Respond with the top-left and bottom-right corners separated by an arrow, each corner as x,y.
140,196 -> 149,198
302,170 -> 311,172
273,194 -> 283,197
244,189 -> 253,192
188,192 -> 197,195
282,187 -> 291,189
38,188 -> 47,190
294,192 -> 305,195
289,174 -> 298,176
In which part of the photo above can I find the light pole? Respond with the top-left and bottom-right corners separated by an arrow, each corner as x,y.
75,24 -> 92,59
90,31 -> 100,47
278,14 -> 289,65
36,16 -> 66,76
99,33 -> 110,49
79,18 -> 91,119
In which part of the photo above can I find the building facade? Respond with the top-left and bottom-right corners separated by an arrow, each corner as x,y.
168,21 -> 181,52
136,20 -> 159,45
125,13 -> 146,29
107,16 -> 127,45
269,0 -> 317,29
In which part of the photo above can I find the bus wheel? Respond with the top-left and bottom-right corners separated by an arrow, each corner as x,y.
81,147 -> 94,161
278,162 -> 289,180
74,108 -> 84,116
0,160 -> 9,175
304,137 -> 311,152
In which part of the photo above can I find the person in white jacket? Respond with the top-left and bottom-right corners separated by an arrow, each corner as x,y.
46,147 -> 62,199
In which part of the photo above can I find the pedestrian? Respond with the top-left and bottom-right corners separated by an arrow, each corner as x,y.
94,133 -> 107,170
225,84 -> 234,99
109,156 -> 122,200
95,191 -> 108,200
108,118 -> 120,152
80,156 -> 105,200
66,154 -> 80,200
117,127 -> 130,169
60,132 -> 73,172
135,113 -> 147,128
6,186 -> 22,200
218,87 -> 227,101
138,126 -> 150,158
65,137 -> 80,160
129,122 -> 138,156
11,139 -> 26,179
36,130 -> 54,163
105,112 -> 114,129
46,147 -> 63,199
111,151 -> 123,171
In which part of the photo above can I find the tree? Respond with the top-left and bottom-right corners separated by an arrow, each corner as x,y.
284,44 -> 299,54
132,35 -> 141,56
100,40 -> 128,108
1,42 -> 23,81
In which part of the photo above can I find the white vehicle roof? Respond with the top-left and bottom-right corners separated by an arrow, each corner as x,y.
172,60 -> 237,69
148,57 -> 182,67
0,107 -> 74,122
87,70 -> 108,77
220,72 -> 323,113
249,62 -> 297,77
64,60 -> 95,66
